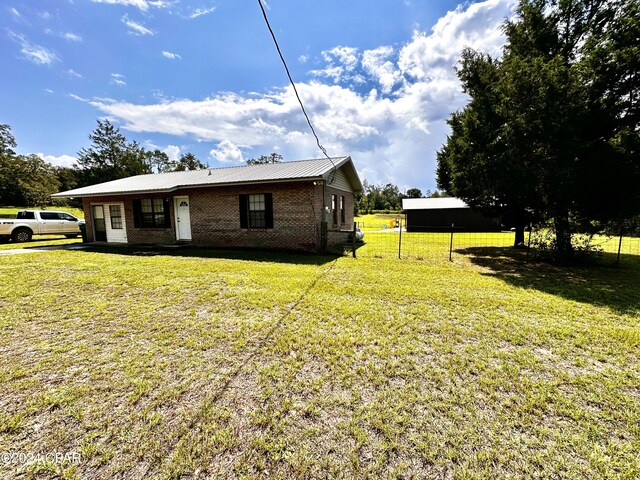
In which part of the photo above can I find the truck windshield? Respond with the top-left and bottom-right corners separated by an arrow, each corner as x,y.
17,211 -> 35,220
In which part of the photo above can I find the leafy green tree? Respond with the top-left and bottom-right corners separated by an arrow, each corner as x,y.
0,124 -> 17,158
173,152 -> 208,171
76,120 -> 151,186
437,0 -> 640,255
406,188 -> 422,198
246,152 -> 283,165
0,125 -> 60,206
16,155 -> 61,206
144,149 -> 172,174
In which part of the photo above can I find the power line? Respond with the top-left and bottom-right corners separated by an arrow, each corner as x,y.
256,0 -> 336,180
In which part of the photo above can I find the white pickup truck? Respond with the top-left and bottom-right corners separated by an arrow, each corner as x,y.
0,210 -> 85,243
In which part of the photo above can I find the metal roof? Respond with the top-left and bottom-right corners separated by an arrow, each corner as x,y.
52,156 -> 363,198
402,197 -> 469,210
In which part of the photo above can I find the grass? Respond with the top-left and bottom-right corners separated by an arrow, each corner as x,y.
1,244 -> 639,479
0,236 -> 81,251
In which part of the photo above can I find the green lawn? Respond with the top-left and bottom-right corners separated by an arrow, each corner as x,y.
1,245 -> 639,479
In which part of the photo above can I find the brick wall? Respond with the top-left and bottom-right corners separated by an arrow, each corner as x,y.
187,182 -> 320,251
81,180 -> 359,252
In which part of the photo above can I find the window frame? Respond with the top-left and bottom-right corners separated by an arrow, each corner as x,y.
109,205 -> 123,230
239,193 -> 273,229
132,198 -> 171,229
340,195 -> 345,224
331,194 -> 338,225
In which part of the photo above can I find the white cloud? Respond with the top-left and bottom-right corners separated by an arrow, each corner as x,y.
209,140 -> 244,164
122,15 -> 154,35
163,145 -> 180,161
92,0 -> 170,11
189,6 -> 216,18
361,46 -> 402,94
111,73 -> 127,86
326,46 -> 359,69
63,32 -> 83,42
162,50 -> 181,60
398,0 -> 514,81
9,7 -> 21,17
67,69 -> 83,78
8,32 -> 59,65
311,46 -> 361,83
298,54 -> 308,64
36,153 -> 78,168
77,0 -> 515,190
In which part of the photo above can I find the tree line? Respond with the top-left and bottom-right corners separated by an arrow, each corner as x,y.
356,181 -> 444,214
0,120 -> 208,207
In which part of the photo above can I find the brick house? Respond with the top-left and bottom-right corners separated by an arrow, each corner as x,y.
52,157 -> 363,252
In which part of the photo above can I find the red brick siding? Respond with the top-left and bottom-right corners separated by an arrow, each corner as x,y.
81,180 -> 357,252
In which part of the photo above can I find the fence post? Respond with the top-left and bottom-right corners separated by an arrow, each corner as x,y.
526,223 -> 533,263
449,223 -> 454,262
616,224 -> 623,266
352,221 -> 357,258
398,217 -> 403,259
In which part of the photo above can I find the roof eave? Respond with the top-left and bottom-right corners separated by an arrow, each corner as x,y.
50,176 -> 326,199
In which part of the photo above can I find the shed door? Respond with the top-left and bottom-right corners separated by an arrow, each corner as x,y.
92,205 -> 107,242
174,196 -> 192,241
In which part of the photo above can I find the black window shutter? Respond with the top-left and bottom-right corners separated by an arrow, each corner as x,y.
264,193 -> 273,229
239,194 -> 248,228
163,198 -> 171,228
132,199 -> 142,228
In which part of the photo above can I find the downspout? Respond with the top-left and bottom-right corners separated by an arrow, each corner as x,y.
320,178 -> 328,253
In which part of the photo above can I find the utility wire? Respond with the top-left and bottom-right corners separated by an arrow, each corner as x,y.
256,0 -> 336,181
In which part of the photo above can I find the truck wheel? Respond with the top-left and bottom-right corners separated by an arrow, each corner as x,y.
12,228 -> 32,243
65,234 -> 79,238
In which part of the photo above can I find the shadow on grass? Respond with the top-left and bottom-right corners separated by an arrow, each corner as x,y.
78,243 -> 339,266
457,246 -> 640,315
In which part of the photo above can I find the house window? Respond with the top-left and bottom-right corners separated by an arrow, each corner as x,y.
239,193 -> 273,229
109,205 -> 123,229
331,194 -> 338,225
132,198 -> 170,228
340,195 -> 345,224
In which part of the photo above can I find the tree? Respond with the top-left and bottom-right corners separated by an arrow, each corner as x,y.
145,149 -> 172,174
0,124 -> 17,158
76,120 -> 151,186
437,0 -> 640,256
0,125 -> 60,206
173,152 -> 208,171
246,152 -> 283,165
406,188 -> 423,198
16,155 -> 61,206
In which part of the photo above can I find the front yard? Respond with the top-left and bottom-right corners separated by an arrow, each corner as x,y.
1,246 -> 638,478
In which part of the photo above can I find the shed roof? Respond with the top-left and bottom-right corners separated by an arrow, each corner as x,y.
52,156 -> 362,198
402,197 -> 469,210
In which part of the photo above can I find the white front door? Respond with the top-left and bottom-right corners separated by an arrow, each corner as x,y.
174,196 -> 192,241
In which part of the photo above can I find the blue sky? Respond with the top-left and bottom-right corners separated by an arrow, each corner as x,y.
1,0 -> 516,192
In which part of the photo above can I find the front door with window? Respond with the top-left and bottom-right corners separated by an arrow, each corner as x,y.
174,196 -> 192,241
92,205 -> 107,241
